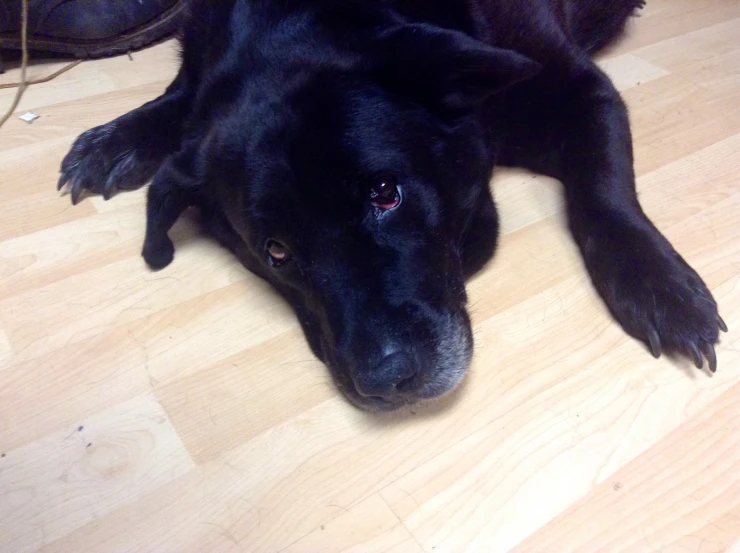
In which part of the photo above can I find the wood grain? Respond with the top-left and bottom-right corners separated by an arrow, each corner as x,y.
510,383 -> 740,553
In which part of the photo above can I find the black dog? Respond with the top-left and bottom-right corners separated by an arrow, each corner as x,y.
58,0 -> 726,411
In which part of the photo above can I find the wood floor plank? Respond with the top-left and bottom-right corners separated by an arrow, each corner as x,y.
0,220 -> 247,363
0,328 -> 12,370
510,383 -> 740,553
633,18 -> 740,72
0,81 -> 172,154
155,328 -> 335,464
596,53 -> 670,92
0,202 -> 147,300
282,494 -> 424,553
0,138 -> 98,239
0,41 -> 179,117
624,65 -> 740,177
0,394 -> 195,553
609,0 -> 740,55
0,326 -> 155,453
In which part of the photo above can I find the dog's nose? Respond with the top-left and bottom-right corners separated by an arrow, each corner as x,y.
353,352 -> 420,399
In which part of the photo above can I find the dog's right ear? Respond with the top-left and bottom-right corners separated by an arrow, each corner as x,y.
373,23 -> 541,115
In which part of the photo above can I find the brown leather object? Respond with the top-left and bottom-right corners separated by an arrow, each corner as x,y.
0,0 -> 186,57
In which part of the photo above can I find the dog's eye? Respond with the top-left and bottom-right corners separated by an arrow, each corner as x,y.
369,176 -> 400,210
265,239 -> 291,267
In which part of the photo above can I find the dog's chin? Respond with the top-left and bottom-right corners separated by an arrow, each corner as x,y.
345,393 -> 410,413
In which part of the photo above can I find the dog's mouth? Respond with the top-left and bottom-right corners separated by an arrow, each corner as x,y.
322,312 -> 473,412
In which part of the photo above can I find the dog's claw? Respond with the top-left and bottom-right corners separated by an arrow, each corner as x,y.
688,343 -> 703,369
718,315 -> 728,333
57,173 -> 68,191
647,329 -> 662,358
702,342 -> 717,373
103,177 -> 116,201
70,179 -> 84,205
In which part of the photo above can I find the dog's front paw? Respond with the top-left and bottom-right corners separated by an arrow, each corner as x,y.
58,121 -> 158,204
586,223 -> 727,370
142,236 -> 175,270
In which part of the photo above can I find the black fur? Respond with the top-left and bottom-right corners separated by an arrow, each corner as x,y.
58,0 -> 725,411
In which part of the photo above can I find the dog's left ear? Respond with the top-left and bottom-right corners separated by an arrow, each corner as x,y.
374,23 -> 541,114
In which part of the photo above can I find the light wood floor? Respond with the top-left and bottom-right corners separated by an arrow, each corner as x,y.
1,1 -> 739,551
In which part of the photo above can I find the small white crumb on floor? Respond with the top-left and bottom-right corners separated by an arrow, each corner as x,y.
19,112 -> 40,123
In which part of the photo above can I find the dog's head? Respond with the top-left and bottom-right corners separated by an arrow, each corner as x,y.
192,21 -> 539,410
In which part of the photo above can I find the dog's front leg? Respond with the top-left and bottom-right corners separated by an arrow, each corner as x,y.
141,153 -> 196,271
499,63 -> 726,368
